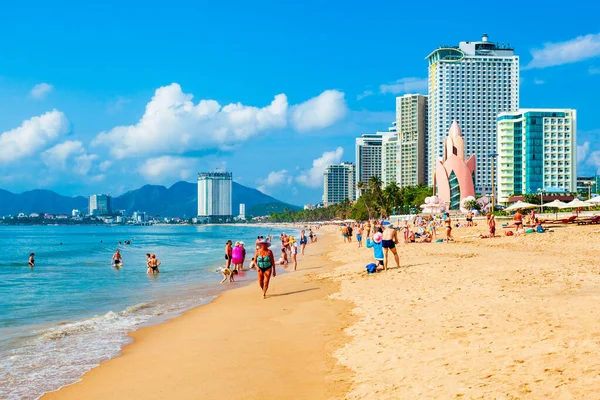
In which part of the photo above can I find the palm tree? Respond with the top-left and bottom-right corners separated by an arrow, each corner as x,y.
357,181 -> 365,199
383,183 -> 401,215
368,176 -> 384,216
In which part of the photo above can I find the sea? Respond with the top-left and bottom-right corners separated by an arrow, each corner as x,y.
0,224 -> 289,400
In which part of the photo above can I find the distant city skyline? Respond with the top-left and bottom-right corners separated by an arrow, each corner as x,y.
0,2 -> 600,204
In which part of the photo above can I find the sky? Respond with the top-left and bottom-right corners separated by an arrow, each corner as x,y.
1,0 -> 600,205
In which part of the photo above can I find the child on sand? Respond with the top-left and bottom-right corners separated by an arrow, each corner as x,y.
366,232 -> 385,271
220,264 -> 234,283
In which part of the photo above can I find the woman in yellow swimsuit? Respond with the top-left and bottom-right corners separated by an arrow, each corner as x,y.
255,239 -> 276,298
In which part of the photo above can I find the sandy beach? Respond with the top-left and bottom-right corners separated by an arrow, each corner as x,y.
44,221 -> 600,399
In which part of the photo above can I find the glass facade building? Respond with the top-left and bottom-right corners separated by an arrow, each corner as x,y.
88,194 -> 112,216
197,172 -> 233,218
355,132 -> 395,199
497,109 -> 577,203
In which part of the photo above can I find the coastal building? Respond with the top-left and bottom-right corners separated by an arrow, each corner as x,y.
577,176 -> 599,198
434,121 -> 476,210
197,172 -> 233,219
239,203 -> 246,220
71,209 -> 80,217
133,211 -> 146,222
323,162 -> 356,206
88,194 -> 112,216
396,94 -> 428,187
355,132 -> 395,198
381,134 -> 400,188
427,33 -> 519,194
497,109 -> 577,203
304,204 -> 316,210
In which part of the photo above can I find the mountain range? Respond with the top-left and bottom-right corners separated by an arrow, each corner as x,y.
0,182 -> 299,218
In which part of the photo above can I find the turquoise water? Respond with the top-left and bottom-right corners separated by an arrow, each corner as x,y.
0,225 -> 283,400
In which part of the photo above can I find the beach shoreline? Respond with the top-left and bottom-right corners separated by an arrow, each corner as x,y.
43,226 -> 354,400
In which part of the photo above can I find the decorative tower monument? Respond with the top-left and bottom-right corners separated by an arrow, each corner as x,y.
434,121 -> 476,210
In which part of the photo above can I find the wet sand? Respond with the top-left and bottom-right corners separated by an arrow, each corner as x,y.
44,229 -> 353,400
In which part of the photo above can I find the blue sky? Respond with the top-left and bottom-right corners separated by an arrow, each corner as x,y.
1,0 -> 600,205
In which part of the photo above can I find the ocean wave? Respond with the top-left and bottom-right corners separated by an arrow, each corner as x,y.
0,300 -> 197,400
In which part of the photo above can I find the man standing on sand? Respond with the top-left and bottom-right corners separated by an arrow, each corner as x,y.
488,213 -> 496,237
381,224 -> 400,270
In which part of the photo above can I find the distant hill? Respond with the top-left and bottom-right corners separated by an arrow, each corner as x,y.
0,182 -> 299,218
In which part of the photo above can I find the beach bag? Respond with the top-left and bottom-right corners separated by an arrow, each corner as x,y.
506,231 -> 514,236
366,263 -> 377,274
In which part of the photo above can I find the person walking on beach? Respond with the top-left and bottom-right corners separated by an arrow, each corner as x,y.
309,229 -> 314,243
225,240 -> 233,269
112,249 -> 123,267
347,224 -> 353,242
300,230 -> 308,255
28,253 -> 35,267
381,224 -> 400,270
289,236 -> 298,271
488,213 -> 496,237
444,212 -> 454,242
255,239 -> 276,298
356,226 -> 363,248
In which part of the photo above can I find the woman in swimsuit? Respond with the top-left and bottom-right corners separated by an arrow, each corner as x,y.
255,239 -> 276,298
300,230 -> 308,255
444,213 -> 454,242
28,253 -> 35,267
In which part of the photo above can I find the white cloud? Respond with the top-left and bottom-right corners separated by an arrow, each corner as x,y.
106,96 -> 132,113
590,66 -> 600,75
296,147 -> 344,188
29,83 -> 54,100
137,156 -> 196,183
93,83 -> 288,159
357,89 -> 374,100
0,110 -> 69,163
258,169 -> 292,187
525,32 -> 600,69
98,160 -> 112,172
42,139 -> 98,175
290,90 -> 348,132
578,142 -> 590,163
533,78 -> 545,85
42,140 -> 85,169
380,77 -> 427,94
73,153 -> 99,175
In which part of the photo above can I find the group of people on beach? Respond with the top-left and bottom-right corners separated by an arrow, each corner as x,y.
221,227 -> 318,298
110,249 -> 162,274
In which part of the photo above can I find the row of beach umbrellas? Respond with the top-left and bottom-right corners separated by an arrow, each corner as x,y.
505,196 -> 600,212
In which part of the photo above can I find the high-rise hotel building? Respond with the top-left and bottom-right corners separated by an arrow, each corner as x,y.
496,109 -> 577,203
197,172 -> 233,218
323,162 -> 356,206
396,94 -> 428,187
88,194 -> 112,216
355,132 -> 395,198
427,34 -> 519,194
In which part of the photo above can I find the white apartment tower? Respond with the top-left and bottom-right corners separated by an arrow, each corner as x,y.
496,109 -> 577,203
197,172 -> 233,218
427,33 -> 519,194
323,162 -> 356,206
355,132 -> 395,198
381,134 -> 400,188
396,94 -> 428,187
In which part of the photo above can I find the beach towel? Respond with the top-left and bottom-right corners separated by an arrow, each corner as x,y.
366,263 -> 378,274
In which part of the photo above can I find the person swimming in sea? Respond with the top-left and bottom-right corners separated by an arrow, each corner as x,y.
28,253 -> 35,267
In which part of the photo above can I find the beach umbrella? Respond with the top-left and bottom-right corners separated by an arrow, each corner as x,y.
559,199 -> 593,209
586,195 -> 600,204
505,201 -> 537,211
543,199 -> 568,208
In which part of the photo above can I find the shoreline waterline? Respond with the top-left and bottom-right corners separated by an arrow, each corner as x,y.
1,224 -> 312,400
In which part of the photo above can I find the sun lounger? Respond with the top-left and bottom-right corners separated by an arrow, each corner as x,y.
546,216 -> 577,224
577,216 -> 600,225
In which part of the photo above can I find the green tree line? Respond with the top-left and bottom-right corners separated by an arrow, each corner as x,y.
269,178 -> 432,222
